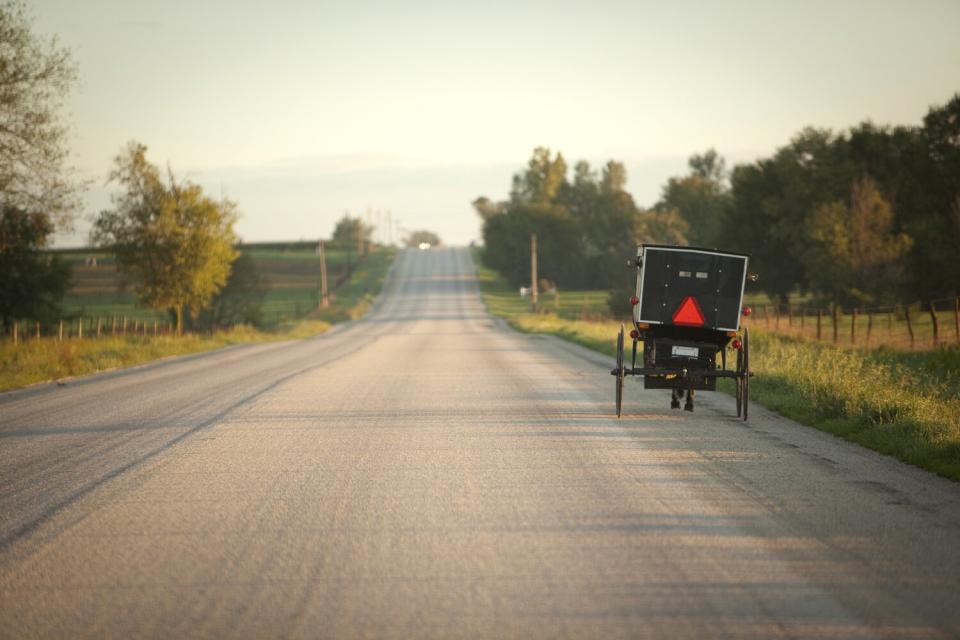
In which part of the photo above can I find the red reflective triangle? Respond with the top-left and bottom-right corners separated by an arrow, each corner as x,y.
672,296 -> 705,326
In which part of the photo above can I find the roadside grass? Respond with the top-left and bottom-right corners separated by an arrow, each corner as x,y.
0,248 -> 396,393
474,259 -> 960,482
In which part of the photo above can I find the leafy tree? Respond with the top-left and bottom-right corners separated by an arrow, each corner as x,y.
185,252 -> 264,330
331,214 -> 373,251
510,147 -> 568,205
806,177 -> 912,306
92,142 -> 239,334
0,0 -> 81,227
689,148 -> 727,183
482,202 -> 581,288
0,206 -> 69,329
657,149 -> 729,248
723,128 -> 855,302
634,207 -> 689,246
405,230 -> 441,247
909,93 -> 960,297
471,196 -> 505,220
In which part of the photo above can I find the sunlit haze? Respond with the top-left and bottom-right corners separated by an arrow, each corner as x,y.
36,0 -> 960,246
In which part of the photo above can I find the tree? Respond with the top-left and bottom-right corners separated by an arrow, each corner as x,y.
634,207 -> 689,246
723,128 -> 855,302
331,214 -> 373,252
479,149 -> 644,292
910,93 -> 960,297
471,196 -> 505,220
657,149 -> 729,248
510,147 -> 568,205
0,1 -> 81,227
92,142 -> 239,334
185,252 -> 264,331
0,206 -> 69,329
405,230 -> 441,247
805,177 -> 912,306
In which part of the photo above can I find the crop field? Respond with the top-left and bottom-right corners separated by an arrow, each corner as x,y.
49,241 -> 371,328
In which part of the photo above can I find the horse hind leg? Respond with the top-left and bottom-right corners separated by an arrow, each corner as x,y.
670,387 -> 681,410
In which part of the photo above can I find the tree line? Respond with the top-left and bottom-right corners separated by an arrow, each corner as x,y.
477,92 -> 960,312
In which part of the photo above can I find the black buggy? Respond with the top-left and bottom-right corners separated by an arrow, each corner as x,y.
612,244 -> 755,419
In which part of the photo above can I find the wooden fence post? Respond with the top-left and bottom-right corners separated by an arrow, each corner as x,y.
800,308 -> 805,333
35,321 -> 40,340
832,305 -> 839,343
928,301 -> 939,347
12,321 -> 18,345
955,297 -> 960,344
905,305 -> 915,348
77,318 -> 83,339
816,308 -> 822,341
851,308 -> 857,345
774,305 -> 780,330
887,311 -> 893,339
96,317 -> 102,338
764,304 -> 770,328
786,303 -> 792,327
153,320 -> 158,336
58,319 -> 63,341
866,311 -> 873,346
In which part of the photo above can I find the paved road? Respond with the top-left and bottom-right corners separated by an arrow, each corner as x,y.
1,247 -> 959,639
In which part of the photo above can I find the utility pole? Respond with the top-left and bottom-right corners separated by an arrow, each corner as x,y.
531,233 -> 539,312
318,239 -> 330,308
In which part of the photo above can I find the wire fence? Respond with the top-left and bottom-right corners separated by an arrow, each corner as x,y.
743,297 -> 960,350
2,316 -> 179,345
0,298 -> 315,346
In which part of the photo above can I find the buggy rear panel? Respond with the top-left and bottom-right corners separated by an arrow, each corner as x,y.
633,246 -> 749,332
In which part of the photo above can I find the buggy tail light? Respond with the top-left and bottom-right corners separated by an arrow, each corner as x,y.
629,329 -> 640,340
731,338 -> 742,350
629,295 -> 639,306
742,306 -> 752,316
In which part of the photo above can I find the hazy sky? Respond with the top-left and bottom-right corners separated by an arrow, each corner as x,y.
34,0 -> 960,246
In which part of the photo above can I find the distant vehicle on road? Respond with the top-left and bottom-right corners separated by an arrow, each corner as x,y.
418,242 -> 431,250
612,244 -> 757,419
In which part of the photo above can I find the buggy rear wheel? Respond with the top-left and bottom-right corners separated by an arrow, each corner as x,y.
615,324 -> 625,418
742,327 -> 750,421
735,347 -> 744,417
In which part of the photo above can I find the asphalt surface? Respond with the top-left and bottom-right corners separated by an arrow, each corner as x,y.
1,247 -> 959,639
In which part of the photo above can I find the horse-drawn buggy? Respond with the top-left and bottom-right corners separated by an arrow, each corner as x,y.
613,244 -> 755,419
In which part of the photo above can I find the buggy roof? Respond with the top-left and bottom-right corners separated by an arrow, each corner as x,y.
640,244 -> 750,259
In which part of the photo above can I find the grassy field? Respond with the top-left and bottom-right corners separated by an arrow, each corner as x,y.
475,259 -> 960,482
0,247 -> 396,392
53,241 -> 367,326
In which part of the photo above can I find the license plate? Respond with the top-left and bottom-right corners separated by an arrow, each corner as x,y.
671,346 -> 699,358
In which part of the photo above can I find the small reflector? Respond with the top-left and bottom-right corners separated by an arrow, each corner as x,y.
637,323 -> 650,329
672,296 -> 705,326
629,329 -> 640,340
629,295 -> 639,306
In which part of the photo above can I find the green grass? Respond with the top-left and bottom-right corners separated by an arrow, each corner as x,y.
475,259 -> 960,482
52,241 -> 367,324
1,248 -> 397,392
